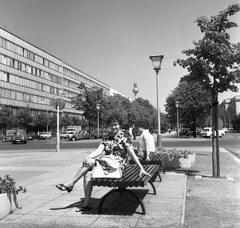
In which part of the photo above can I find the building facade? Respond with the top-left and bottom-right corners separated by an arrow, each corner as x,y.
0,27 -> 110,119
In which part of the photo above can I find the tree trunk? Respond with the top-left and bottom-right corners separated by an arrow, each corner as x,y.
192,118 -> 196,138
211,90 -> 220,177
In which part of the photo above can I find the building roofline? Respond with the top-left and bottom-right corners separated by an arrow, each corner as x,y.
0,27 -> 110,89
63,61 -> 109,88
0,27 -> 62,62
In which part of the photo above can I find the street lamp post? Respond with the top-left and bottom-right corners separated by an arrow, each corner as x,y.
149,54 -> 164,149
96,103 -> 100,139
175,101 -> 180,138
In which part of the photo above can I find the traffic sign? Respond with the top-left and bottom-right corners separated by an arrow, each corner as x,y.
52,98 -> 65,110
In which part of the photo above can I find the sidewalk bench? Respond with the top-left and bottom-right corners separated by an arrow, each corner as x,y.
91,164 -> 160,215
130,152 -> 168,181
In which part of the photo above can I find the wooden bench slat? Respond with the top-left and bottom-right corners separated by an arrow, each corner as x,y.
91,164 -> 159,188
91,163 -> 161,215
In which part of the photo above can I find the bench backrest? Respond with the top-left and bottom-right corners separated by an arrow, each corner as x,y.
91,164 -> 159,188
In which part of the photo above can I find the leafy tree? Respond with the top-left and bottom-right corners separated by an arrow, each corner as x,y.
0,106 -> 13,133
49,113 -> 59,136
231,114 -> 240,131
165,81 -> 212,137
174,4 -> 240,176
71,82 -> 105,132
16,107 -> 33,131
101,94 -> 130,129
33,112 -> 48,132
70,84 -> 165,134
133,98 -> 158,132
61,113 -> 73,129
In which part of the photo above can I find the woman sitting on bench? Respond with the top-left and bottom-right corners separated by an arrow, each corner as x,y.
56,113 -> 150,211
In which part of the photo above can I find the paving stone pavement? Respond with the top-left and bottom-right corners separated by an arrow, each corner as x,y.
0,149 -> 187,228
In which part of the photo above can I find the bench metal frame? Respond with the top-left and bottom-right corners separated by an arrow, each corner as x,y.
91,164 -> 160,215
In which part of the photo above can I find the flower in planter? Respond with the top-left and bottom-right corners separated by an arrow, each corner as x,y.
159,147 -> 192,161
0,175 -> 26,209
0,175 -> 26,194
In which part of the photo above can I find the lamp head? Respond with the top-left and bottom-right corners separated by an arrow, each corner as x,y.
96,103 -> 100,110
149,54 -> 164,72
175,101 -> 180,108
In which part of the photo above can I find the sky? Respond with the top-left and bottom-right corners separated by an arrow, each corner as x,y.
0,0 -> 240,112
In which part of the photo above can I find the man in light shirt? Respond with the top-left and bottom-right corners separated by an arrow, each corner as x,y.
134,125 -> 156,161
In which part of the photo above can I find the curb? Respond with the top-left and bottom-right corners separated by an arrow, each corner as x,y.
180,174 -> 188,227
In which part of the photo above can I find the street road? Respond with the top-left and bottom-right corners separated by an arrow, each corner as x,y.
0,132 -> 239,157
0,132 -> 239,182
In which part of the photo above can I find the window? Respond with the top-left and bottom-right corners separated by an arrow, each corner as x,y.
29,51 -> 35,61
43,59 -> 49,67
23,49 -> 28,58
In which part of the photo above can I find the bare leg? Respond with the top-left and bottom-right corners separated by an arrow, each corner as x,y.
64,158 -> 95,188
83,172 -> 93,206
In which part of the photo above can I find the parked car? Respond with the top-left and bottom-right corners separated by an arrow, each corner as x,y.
90,130 -> 109,139
69,130 -> 90,141
27,132 -> 40,140
27,133 -> 34,140
0,133 -> 6,142
60,132 -> 69,139
4,131 -> 15,142
222,128 -> 229,133
39,132 -> 52,140
200,127 -> 225,138
11,130 -> 27,144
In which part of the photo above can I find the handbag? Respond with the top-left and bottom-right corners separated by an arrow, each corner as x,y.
91,155 -> 123,179
133,148 -> 145,160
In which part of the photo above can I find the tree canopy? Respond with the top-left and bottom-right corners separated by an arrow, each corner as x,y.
175,4 -> 240,94
69,83 -> 165,132
165,81 -> 212,137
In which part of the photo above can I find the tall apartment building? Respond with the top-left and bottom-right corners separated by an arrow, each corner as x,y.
0,27 -> 110,118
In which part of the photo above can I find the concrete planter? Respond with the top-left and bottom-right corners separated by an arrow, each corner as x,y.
189,153 -> 195,163
164,156 -> 192,169
164,157 -> 180,169
0,193 -> 16,219
179,157 -> 192,168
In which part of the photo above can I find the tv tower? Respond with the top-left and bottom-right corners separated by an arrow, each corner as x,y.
132,64 -> 139,100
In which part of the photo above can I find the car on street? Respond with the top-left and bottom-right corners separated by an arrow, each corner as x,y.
90,130 -> 109,139
39,132 -> 52,140
200,127 -> 225,138
11,130 -> 27,144
27,133 -> 34,140
69,130 -> 90,141
27,132 -> 40,140
4,130 -> 15,142
0,133 -> 6,142
222,128 -> 229,133
60,132 -> 69,139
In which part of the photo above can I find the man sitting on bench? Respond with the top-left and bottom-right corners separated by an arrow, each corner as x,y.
134,124 -> 156,161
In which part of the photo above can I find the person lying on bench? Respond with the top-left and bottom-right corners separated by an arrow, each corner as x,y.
56,113 -> 150,211
134,124 -> 156,161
